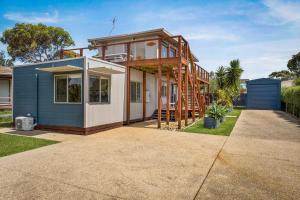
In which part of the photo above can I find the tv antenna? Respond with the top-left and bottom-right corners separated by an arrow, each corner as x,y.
109,16 -> 117,35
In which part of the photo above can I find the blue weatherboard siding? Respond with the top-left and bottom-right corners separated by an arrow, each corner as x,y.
13,58 -> 85,128
246,78 -> 281,110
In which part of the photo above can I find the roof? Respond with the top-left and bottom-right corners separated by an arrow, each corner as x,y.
247,78 -> 281,85
88,28 -> 173,44
88,28 -> 199,62
0,66 -> 12,77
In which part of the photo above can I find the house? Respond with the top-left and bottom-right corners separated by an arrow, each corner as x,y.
13,28 -> 210,134
0,66 -> 12,109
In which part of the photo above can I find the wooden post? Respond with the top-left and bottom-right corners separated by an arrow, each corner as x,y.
177,36 -> 182,129
177,63 -> 182,129
143,71 -> 146,121
126,43 -> 131,125
157,38 -> 162,128
166,68 -> 170,125
192,63 -> 195,122
185,65 -> 188,126
158,64 -> 162,128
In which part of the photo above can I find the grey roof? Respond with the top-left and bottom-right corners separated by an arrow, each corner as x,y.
88,28 -> 172,43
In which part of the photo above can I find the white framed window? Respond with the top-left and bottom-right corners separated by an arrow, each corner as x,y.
89,75 -> 111,104
54,74 -> 82,104
130,81 -> 141,103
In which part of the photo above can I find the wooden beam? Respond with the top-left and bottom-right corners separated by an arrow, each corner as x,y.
177,62 -> 182,129
166,68 -> 170,125
185,65 -> 188,126
157,64 -> 162,128
143,71 -> 146,121
126,43 -> 131,125
192,62 -> 195,122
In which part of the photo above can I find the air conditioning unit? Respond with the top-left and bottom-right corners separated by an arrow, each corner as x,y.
15,117 -> 35,131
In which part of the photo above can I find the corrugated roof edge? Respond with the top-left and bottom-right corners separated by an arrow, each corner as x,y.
88,28 -> 172,42
13,57 -> 85,68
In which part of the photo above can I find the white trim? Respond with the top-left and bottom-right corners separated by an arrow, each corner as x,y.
14,57 -> 85,68
87,57 -> 125,69
54,73 -> 83,104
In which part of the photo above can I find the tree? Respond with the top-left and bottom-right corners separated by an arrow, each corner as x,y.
225,59 -> 244,91
0,50 -> 13,66
1,23 -> 74,63
215,66 -> 226,89
269,70 -> 294,80
287,52 -> 300,77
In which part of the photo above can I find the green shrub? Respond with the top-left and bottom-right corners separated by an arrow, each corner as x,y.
282,86 -> 300,107
207,103 -> 226,120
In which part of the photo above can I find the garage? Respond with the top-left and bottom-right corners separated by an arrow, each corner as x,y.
246,78 -> 281,110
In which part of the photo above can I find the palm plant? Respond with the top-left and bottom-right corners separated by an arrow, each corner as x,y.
215,66 -> 226,89
225,59 -> 244,90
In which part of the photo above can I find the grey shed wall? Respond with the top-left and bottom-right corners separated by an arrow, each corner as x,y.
246,78 -> 281,110
13,58 -> 85,128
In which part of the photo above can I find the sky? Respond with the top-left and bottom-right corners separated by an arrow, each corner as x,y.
0,0 -> 300,79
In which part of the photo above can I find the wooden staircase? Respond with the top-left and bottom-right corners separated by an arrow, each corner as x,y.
151,109 -> 176,121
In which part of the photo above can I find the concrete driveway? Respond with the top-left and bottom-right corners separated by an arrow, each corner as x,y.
0,110 -> 299,200
196,110 -> 300,200
0,126 -> 226,200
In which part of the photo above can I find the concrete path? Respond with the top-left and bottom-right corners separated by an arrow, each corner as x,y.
0,126 -> 226,200
1,110 -> 299,199
196,110 -> 300,200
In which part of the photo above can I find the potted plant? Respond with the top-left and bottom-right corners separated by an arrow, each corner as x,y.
204,103 -> 223,128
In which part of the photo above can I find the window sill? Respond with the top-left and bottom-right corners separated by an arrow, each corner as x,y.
88,102 -> 111,105
54,102 -> 82,105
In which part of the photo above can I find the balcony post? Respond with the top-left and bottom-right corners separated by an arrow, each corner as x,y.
126,43 -> 131,124
185,65 -> 188,126
143,71 -> 146,121
166,68 -> 170,125
177,36 -> 182,129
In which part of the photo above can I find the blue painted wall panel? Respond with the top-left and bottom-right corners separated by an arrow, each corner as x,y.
246,78 -> 281,110
13,58 -> 85,128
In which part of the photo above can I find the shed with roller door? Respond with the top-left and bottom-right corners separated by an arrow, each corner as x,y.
246,78 -> 281,110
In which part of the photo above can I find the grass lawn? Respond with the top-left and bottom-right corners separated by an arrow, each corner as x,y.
0,109 -> 12,128
0,133 -> 58,157
0,109 -> 12,115
183,108 -> 243,136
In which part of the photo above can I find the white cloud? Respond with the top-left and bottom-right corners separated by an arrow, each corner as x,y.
263,0 -> 300,24
185,31 -> 239,42
4,10 -> 59,23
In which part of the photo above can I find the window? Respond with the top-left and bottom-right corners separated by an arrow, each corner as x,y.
89,75 -> 110,103
55,74 -> 82,103
130,81 -> 141,103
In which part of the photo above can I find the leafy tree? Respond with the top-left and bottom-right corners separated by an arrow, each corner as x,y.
1,23 -> 74,63
225,59 -> 244,91
269,70 -> 294,80
0,50 -> 13,66
215,66 -> 226,89
287,52 -> 300,77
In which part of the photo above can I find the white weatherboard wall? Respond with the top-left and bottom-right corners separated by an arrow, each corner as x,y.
85,58 -> 125,128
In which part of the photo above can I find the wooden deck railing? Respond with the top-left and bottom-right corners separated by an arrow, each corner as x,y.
61,35 -> 210,83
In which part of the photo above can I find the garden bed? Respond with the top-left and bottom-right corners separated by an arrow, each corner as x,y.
183,108 -> 243,136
